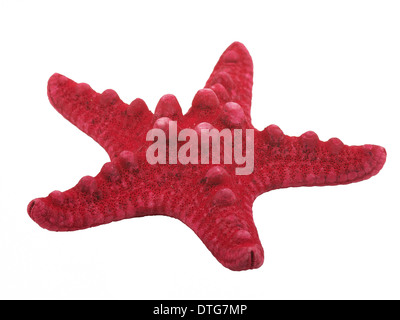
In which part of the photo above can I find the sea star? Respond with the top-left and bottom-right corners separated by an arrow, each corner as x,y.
28,42 -> 386,271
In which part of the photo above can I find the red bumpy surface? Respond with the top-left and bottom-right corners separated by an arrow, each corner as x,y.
28,42 -> 386,271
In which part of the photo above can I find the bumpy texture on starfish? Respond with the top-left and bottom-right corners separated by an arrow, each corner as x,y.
28,42 -> 386,271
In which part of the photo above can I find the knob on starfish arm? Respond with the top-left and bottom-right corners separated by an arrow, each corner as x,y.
28,42 -> 386,271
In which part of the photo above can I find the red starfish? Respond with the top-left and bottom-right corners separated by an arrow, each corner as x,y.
28,42 -> 386,271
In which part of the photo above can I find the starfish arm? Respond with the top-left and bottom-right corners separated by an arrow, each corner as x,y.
253,127 -> 387,193
204,42 -> 254,122
47,73 -> 153,159
27,152 -> 155,231
178,189 -> 263,271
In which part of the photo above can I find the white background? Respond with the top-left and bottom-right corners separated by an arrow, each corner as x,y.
0,1 -> 399,299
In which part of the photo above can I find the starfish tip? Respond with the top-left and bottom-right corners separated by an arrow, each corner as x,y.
363,144 -> 387,175
222,243 -> 264,271
27,199 -> 52,231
